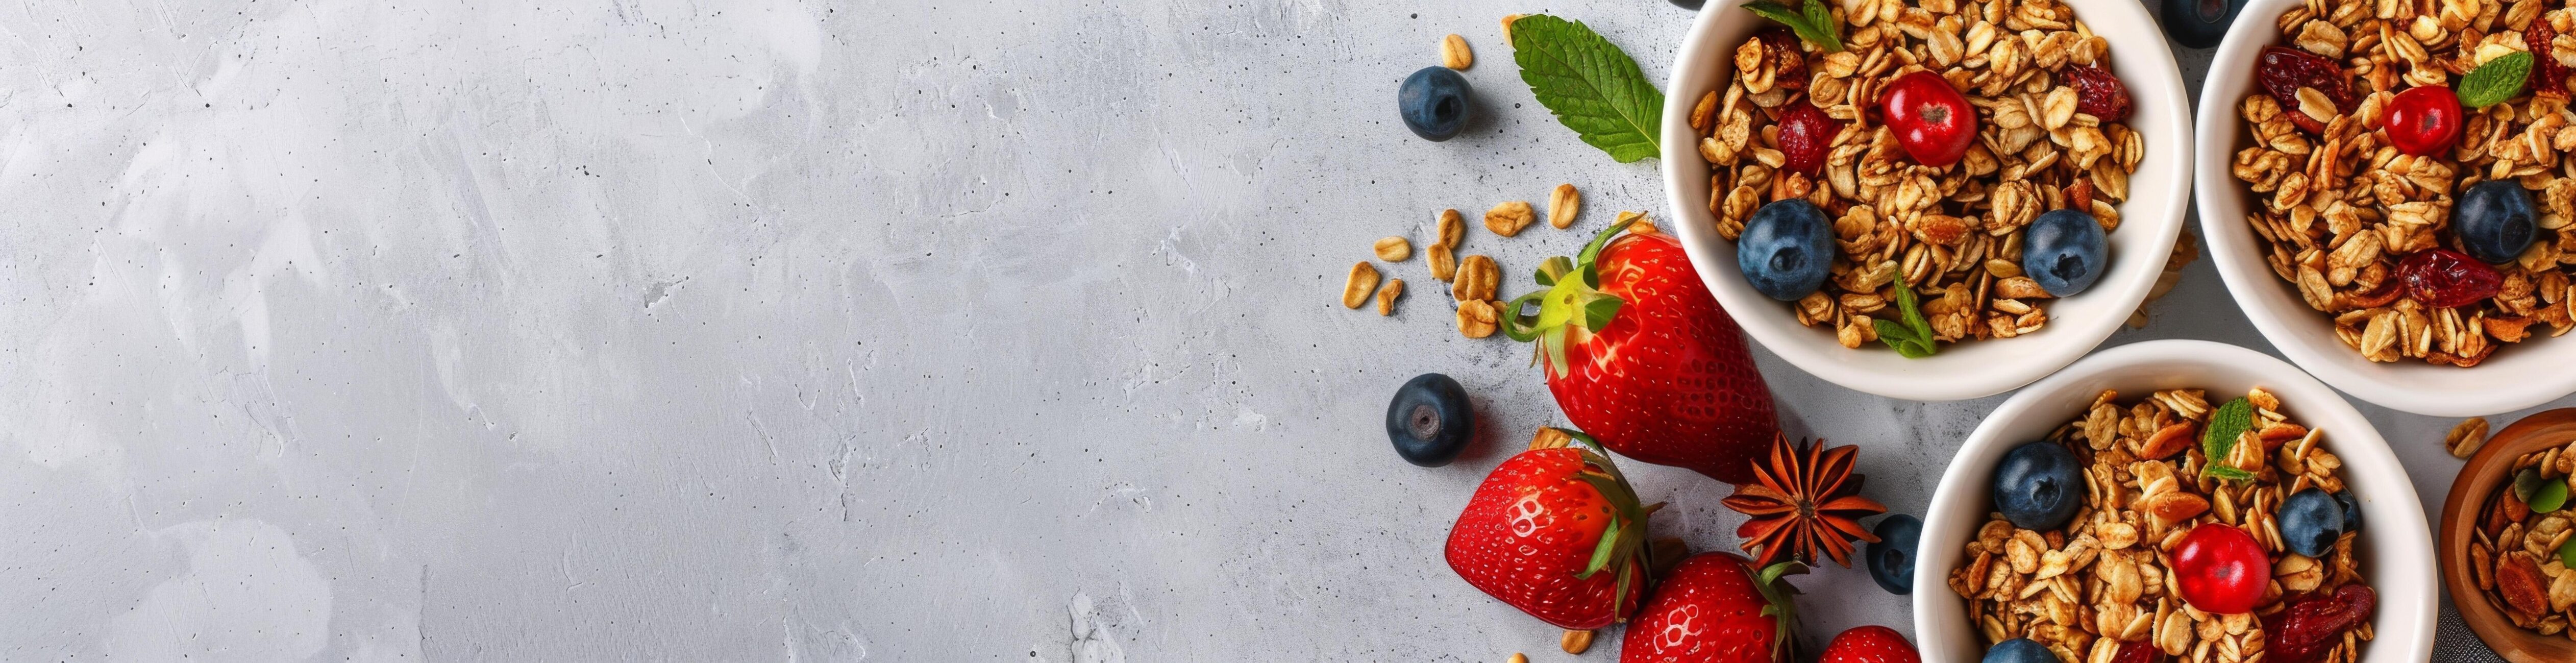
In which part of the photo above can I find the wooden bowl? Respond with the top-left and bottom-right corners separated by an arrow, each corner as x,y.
2440,408 -> 2576,662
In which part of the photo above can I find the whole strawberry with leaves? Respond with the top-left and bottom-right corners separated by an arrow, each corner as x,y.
1502,222 -> 1781,484
1444,432 -> 1654,629
1620,552 -> 1803,663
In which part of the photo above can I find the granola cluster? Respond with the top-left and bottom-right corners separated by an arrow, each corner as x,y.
1948,388 -> 2372,663
2231,0 -> 2576,366
1695,0 -> 2145,349
2468,438 -> 2576,636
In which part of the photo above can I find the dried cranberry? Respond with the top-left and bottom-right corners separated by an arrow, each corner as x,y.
2532,19 -> 2567,98
2111,641 -> 2162,663
2061,64 -> 2134,121
2399,248 -> 2506,308
2258,46 -> 2354,133
1777,103 -> 1840,176
2264,584 -> 2375,663
1757,28 -> 1809,91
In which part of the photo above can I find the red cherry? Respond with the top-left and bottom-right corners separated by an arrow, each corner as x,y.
1778,103 -> 1841,177
2382,86 -> 2461,156
1881,71 -> 1976,167
2172,524 -> 2269,614
2398,248 -> 2505,309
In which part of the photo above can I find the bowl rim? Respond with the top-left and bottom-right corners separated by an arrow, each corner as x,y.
2437,408 -> 2576,663
1659,0 -> 2194,402
2191,0 -> 2576,417
1909,339 -> 2437,663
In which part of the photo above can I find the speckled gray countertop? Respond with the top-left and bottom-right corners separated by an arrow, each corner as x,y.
0,0 -> 2533,660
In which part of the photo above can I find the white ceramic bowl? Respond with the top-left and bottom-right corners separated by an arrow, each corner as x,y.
1912,339 -> 2435,663
1661,0 -> 2193,402
2194,0 -> 2576,416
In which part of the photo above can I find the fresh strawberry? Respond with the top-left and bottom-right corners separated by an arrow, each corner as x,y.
1817,625 -> 1921,663
1500,223 -> 1781,484
1620,552 -> 1801,663
1444,442 -> 1652,629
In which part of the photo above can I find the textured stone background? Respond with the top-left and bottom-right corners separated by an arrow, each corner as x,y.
0,0 -> 2530,660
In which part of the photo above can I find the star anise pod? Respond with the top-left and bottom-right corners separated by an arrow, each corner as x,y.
1721,435 -> 1887,569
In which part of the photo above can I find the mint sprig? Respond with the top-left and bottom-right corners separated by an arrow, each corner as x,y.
1742,0 -> 1845,52
2198,397 -> 2255,481
1507,14 -> 1666,163
1871,283 -> 1937,358
2460,52 -> 2535,108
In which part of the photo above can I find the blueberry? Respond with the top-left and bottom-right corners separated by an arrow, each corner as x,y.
1669,0 -> 1706,8
2278,487 -> 2346,558
1992,441 -> 2084,530
2456,180 -> 2538,264
2334,490 -> 2363,533
1983,638 -> 2057,663
1737,199 -> 1835,301
2023,209 -> 2109,297
1866,514 -> 1922,595
2158,0 -> 2246,48
1386,373 -> 1473,466
1399,67 -> 1472,141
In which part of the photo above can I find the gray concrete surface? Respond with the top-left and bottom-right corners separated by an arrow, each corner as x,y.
0,0 -> 2527,660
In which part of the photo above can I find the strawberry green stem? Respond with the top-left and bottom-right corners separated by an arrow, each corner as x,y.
1501,222 -> 1633,377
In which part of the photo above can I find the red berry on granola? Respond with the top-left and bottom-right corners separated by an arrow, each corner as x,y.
1881,71 -> 1976,167
2381,85 -> 2462,156
2172,523 -> 2270,614
1777,103 -> 1839,176
2264,584 -> 2376,663
2256,46 -> 2351,132
2397,248 -> 2504,309
2060,64 -> 2133,122
2529,18 -> 2566,99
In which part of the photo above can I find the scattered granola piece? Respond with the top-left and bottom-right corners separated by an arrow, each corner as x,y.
1343,262 -> 1381,309
1441,34 -> 1473,70
1375,236 -> 1414,262
1485,201 -> 1536,237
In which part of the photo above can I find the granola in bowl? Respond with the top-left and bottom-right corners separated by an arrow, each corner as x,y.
1697,0 -> 2146,352
2468,436 -> 2576,637
1947,387 -> 2377,663
2228,0 -> 2576,367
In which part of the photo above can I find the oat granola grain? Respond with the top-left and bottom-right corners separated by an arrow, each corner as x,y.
1376,236 -> 1414,262
1378,279 -> 1404,316
1486,201 -> 1537,237
1550,184 -> 1582,229
1344,262 -> 1382,309
2448,416 -> 2492,459
1442,34 -> 1474,70
1457,299 -> 1500,338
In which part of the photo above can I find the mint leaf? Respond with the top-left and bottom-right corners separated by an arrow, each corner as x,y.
2460,52 -> 2535,108
1509,14 -> 1665,163
2198,397 -> 2254,479
1742,1 -> 1844,52
1873,284 -> 1938,358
